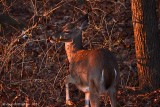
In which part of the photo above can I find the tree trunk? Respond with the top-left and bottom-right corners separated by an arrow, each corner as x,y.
158,0 -> 160,37
131,0 -> 160,91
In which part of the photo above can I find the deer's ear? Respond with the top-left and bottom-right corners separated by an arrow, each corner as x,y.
80,20 -> 89,31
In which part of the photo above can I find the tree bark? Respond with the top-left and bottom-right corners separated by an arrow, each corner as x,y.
158,0 -> 160,24
131,0 -> 160,91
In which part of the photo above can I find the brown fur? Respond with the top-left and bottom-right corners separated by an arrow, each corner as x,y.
52,14 -> 119,107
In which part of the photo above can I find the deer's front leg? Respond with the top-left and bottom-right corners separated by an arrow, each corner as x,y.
65,75 -> 75,106
85,92 -> 90,107
77,85 -> 90,107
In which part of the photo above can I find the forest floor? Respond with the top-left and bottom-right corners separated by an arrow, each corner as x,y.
0,0 -> 160,107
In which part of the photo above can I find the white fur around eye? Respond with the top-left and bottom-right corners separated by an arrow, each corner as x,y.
64,32 -> 69,35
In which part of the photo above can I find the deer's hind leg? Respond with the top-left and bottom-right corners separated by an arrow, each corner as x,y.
89,79 -> 100,107
108,85 -> 117,107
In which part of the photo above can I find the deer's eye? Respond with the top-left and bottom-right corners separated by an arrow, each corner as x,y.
64,31 -> 70,35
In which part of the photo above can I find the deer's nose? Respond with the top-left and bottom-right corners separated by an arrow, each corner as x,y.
60,35 -> 63,39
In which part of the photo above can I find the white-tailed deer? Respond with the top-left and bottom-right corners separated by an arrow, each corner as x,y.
51,14 -> 119,107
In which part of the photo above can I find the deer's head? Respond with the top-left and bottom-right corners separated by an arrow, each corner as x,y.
51,14 -> 89,43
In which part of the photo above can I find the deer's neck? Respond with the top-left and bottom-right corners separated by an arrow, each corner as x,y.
65,41 -> 83,63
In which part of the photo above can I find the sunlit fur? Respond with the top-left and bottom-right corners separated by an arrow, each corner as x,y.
54,14 -> 119,107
